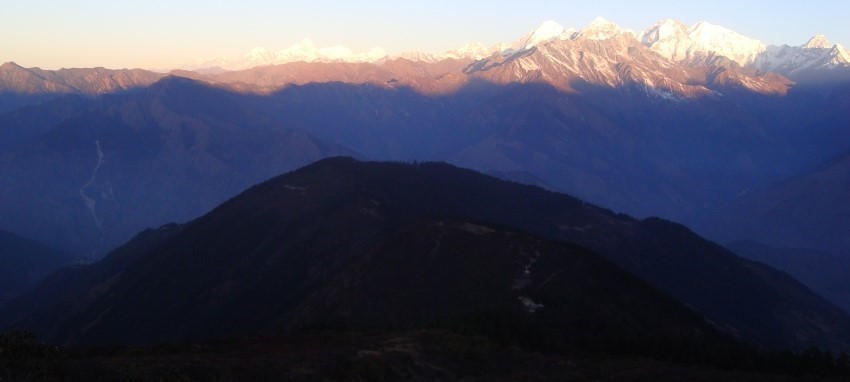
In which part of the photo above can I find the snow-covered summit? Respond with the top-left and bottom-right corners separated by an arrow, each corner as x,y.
804,35 -> 832,49
272,39 -> 387,65
641,20 -> 765,66
575,17 -> 632,41
185,40 -> 388,71
397,41 -> 498,63
639,19 -> 690,60
446,42 -> 493,60
518,20 -> 566,49
181,17 -> 849,84
636,19 -> 849,81
836,45 -> 850,64
640,19 -> 688,44
687,21 -> 766,64
752,35 -> 850,79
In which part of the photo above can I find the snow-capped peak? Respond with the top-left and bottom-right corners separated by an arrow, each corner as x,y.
641,20 -> 765,66
804,35 -> 831,49
446,42 -> 493,60
244,47 -> 275,66
185,40 -> 387,71
837,45 -> 850,63
588,16 -> 613,26
686,21 -> 766,65
274,39 -> 322,63
270,39 -> 387,64
576,17 -> 628,41
179,17 -> 848,85
510,20 -> 566,51
639,19 -> 688,45
395,41 -> 497,63
532,20 -> 566,42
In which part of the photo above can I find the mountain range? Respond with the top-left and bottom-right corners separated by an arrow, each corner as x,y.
2,16 -> 850,365
182,18 -> 850,84
0,62 -> 163,113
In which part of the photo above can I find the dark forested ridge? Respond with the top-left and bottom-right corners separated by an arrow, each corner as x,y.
4,158 -> 850,356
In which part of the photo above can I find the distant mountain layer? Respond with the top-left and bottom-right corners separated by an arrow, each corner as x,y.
183,17 -> 850,84
2,69 -> 849,259
4,158 -> 850,352
704,151 -> 850,258
0,77 -> 357,255
0,62 -> 164,112
2,17 -> 848,107
727,241 -> 850,315
703,150 -> 850,313
0,230 -> 76,306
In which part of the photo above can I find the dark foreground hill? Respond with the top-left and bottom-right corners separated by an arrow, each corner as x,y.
3,158 -> 850,354
0,188 -> 721,351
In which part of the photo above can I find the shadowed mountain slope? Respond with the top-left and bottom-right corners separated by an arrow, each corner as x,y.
0,230 -> 77,306
0,77 -> 356,256
727,241 -> 850,315
704,151 -> 850,258
3,158 -> 850,353
700,149 -> 850,313
2,71 -> 849,259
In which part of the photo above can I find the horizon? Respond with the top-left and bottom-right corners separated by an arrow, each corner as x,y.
1,0 -> 848,70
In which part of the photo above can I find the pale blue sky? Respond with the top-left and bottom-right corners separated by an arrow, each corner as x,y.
1,0 -> 847,69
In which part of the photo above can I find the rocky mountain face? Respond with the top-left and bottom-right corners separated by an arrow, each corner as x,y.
464,27 -> 787,96
634,19 -> 850,83
752,35 -> 850,82
4,158 -> 850,353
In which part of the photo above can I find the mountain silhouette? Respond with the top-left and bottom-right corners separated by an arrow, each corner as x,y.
4,158 -> 850,352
